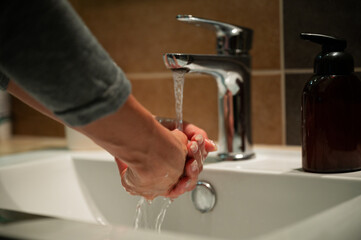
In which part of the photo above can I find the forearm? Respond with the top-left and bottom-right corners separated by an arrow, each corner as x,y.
76,95 -> 187,176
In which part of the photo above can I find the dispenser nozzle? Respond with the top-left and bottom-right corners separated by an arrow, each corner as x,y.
300,33 -> 346,52
300,33 -> 353,75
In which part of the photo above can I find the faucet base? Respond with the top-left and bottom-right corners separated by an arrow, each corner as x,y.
218,152 -> 255,161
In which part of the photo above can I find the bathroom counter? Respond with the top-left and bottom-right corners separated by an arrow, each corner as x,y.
0,145 -> 360,240
0,136 -> 67,157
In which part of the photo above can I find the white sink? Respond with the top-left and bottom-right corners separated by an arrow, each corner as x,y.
0,147 -> 360,240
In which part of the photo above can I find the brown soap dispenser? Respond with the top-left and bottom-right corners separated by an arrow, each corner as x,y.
300,33 -> 361,173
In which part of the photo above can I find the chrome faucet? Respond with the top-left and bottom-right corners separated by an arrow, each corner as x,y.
163,15 -> 254,160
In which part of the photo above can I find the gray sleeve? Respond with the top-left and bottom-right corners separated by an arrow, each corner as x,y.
0,0 -> 131,126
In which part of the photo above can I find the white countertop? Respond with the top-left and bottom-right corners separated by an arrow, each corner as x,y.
0,145 -> 360,240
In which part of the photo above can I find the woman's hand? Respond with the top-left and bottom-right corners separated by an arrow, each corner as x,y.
153,118 -> 217,199
183,122 -> 218,171
116,119 -> 217,200
156,117 -> 217,172
115,129 -> 189,200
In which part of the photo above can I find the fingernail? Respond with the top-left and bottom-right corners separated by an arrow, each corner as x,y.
206,139 -> 218,151
195,134 -> 203,144
190,142 -> 198,153
191,160 -> 198,172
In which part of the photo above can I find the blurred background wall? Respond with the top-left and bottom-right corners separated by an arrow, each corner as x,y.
9,0 -> 361,145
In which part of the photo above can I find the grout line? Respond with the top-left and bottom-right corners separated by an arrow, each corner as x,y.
285,68 -> 313,74
285,67 -> 361,74
279,0 -> 286,145
251,70 -> 282,76
126,67 -> 361,80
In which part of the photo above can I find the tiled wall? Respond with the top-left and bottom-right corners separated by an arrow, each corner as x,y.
10,0 -> 361,146
69,0 -> 283,144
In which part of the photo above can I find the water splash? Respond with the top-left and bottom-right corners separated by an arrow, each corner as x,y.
134,197 -> 173,232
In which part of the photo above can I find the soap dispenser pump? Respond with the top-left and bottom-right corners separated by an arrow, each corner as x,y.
300,33 -> 361,173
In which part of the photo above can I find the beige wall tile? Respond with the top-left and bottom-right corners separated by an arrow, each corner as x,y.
251,74 -> 283,145
71,0 -> 280,71
11,97 -> 65,137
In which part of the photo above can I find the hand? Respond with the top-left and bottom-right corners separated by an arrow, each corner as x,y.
156,117 -> 217,172
183,122 -> 218,172
156,118 -> 217,198
116,120 -> 217,200
115,129 -> 188,200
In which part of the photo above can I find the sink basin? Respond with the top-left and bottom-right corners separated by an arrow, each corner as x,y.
0,147 -> 360,240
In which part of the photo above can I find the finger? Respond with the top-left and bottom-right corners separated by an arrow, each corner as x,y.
166,178 -> 187,199
184,159 -> 199,179
193,134 -> 207,161
168,159 -> 199,199
183,123 -> 216,155
166,175 -> 197,199
205,139 -> 218,152
187,141 -> 198,156
187,141 -> 204,172
183,122 -> 208,140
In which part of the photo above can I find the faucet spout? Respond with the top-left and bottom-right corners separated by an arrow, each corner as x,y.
164,53 -> 254,160
163,16 -> 254,160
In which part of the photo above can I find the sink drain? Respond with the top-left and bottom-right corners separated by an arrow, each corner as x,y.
191,181 -> 216,213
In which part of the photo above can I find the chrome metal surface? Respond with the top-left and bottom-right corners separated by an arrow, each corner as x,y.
176,15 -> 253,55
191,181 -> 216,213
164,53 -> 254,160
163,15 -> 254,160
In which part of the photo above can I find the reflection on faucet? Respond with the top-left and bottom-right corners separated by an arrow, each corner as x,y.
163,15 -> 254,160
223,89 -> 234,153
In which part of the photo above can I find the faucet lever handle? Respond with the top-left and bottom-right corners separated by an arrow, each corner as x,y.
176,15 -> 253,55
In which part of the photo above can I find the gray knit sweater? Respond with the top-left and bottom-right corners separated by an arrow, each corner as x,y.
0,0 -> 131,126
